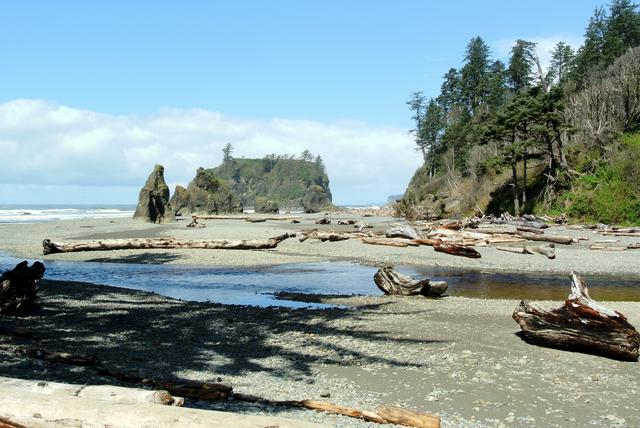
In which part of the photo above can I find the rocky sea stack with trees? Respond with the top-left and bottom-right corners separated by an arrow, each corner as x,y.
399,0 -> 640,225
134,145 -> 333,221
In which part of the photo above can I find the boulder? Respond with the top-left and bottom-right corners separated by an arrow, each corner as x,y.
255,197 -> 279,214
302,185 -> 332,213
133,165 -> 175,224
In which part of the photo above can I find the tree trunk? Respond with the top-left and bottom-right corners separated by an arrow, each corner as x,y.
522,150 -> 527,207
373,266 -> 447,297
433,243 -> 481,258
42,235 -> 294,255
511,160 -> 520,216
362,238 -> 416,248
0,261 -> 46,316
513,272 -> 640,361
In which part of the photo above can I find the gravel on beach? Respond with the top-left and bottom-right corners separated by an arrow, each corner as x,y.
1,215 -> 639,427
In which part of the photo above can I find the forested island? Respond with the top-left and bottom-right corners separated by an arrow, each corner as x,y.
400,0 -> 640,225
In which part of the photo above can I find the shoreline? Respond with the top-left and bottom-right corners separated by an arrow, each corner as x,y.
2,215 -> 640,277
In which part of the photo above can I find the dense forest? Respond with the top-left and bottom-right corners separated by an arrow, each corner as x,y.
401,0 -> 640,224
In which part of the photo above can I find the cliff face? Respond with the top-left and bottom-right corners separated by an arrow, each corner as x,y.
169,168 -> 243,215
209,157 -> 332,212
133,164 -> 175,223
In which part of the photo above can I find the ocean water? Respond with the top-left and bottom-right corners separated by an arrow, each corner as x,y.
0,204 -> 135,223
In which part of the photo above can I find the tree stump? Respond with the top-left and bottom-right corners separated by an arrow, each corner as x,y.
374,266 -> 447,297
512,272 -> 640,361
0,261 -> 46,316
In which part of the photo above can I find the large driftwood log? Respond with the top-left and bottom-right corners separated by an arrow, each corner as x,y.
433,243 -> 481,258
374,266 -> 447,297
385,225 -> 421,240
496,244 -> 556,259
234,394 -> 440,428
0,376 -> 183,406
512,272 -> 640,361
362,237 -> 417,248
0,261 -> 46,316
42,234 -> 294,255
194,215 -> 302,221
516,231 -> 574,245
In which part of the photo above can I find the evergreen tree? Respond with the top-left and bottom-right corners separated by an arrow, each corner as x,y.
406,91 -> 427,158
602,0 -> 640,64
420,99 -> 445,171
507,39 -> 537,92
486,60 -> 508,111
222,143 -> 234,162
301,149 -> 313,162
548,42 -> 576,85
437,68 -> 462,114
460,37 -> 491,112
573,7 -> 608,84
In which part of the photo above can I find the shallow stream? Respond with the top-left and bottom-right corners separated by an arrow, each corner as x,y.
1,252 -> 639,307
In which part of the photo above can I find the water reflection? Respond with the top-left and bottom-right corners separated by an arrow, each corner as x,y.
1,252 -> 638,306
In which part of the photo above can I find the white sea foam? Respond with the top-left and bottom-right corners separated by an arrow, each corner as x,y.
0,206 -> 135,223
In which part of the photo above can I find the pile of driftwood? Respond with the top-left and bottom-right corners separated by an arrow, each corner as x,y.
513,272 -> 640,361
0,261 -> 45,316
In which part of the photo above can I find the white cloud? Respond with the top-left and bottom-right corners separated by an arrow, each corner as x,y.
492,33 -> 584,70
0,99 -> 419,205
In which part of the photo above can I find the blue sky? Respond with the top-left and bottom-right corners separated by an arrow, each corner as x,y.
0,1 -> 604,205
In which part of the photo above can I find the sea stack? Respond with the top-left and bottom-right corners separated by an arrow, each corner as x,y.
133,164 -> 175,224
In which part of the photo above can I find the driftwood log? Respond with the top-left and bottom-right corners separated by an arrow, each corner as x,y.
433,243 -> 481,258
362,237 -> 418,248
18,347 -> 439,428
194,215 -> 302,221
0,261 -> 46,316
0,376 -> 183,406
234,394 -> 440,427
42,234 -> 294,255
512,272 -> 640,361
516,231 -> 573,245
374,266 -> 447,297
385,225 -> 421,240
298,231 -> 350,242
496,244 -> 556,259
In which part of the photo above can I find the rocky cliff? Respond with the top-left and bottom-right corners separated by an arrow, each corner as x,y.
209,157 -> 332,212
169,168 -> 243,215
133,165 -> 175,223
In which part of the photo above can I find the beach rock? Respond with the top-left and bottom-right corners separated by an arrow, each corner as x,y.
170,168 -> 242,215
302,185 -> 332,213
133,165 -> 175,224
254,197 -> 279,214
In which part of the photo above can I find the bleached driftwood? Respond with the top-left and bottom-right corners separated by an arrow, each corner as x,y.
0,377 -> 183,406
298,231 -> 350,242
42,234 -> 295,255
385,225 -> 421,240
0,261 -> 46,316
234,394 -> 441,428
516,232 -> 574,245
433,243 -> 481,258
374,266 -> 447,297
362,237 -> 418,248
512,272 -> 640,361
194,215 -> 302,221
496,244 -> 556,259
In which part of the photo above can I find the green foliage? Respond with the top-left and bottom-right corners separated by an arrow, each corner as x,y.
211,155 -> 331,207
507,39 -> 537,92
562,133 -> 640,224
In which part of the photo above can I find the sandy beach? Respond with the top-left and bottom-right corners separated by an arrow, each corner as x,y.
1,215 -> 639,427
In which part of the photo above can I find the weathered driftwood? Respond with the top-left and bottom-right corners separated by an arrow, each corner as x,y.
496,244 -> 556,259
385,225 -> 421,240
0,376 -> 184,407
516,225 -> 544,235
234,393 -> 440,428
374,266 -> 447,297
19,347 -> 438,428
590,245 -> 628,251
186,216 -> 206,228
194,215 -> 302,221
516,231 -> 573,245
315,217 -> 331,225
362,237 -> 417,248
433,243 -> 481,258
0,261 -> 46,316
245,217 -> 268,223
628,243 -> 640,249
337,220 -> 356,225
42,234 -> 294,255
298,231 -> 350,242
512,272 -> 640,361
600,231 -> 640,237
